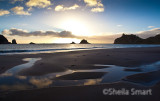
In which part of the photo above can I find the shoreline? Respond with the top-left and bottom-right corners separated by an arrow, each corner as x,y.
1,44 -> 160,55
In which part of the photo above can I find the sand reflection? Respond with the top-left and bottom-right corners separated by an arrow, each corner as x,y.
29,78 -> 53,88
0,58 -> 41,77
84,79 -> 102,85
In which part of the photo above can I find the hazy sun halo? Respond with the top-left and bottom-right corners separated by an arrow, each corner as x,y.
60,18 -> 91,36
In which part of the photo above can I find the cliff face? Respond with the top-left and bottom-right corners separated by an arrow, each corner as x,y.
0,35 -> 10,44
114,34 -> 160,44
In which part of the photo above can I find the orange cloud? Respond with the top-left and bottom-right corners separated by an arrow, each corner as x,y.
55,4 -> 80,11
91,7 -> 104,12
26,0 -> 51,8
0,9 -> 10,16
84,0 -> 104,12
11,6 -> 31,15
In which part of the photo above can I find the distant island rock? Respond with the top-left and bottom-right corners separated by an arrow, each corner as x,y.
79,39 -> 90,44
29,42 -> 35,44
70,42 -> 76,44
0,35 -> 10,44
12,39 -> 17,44
114,34 -> 160,44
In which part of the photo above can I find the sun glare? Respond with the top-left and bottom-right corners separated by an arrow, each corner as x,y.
60,18 -> 91,36
53,38 -> 80,43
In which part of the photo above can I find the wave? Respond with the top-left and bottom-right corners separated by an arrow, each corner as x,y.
0,47 -> 103,54
1,44 -> 160,55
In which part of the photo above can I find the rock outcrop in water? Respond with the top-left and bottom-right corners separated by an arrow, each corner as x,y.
12,39 -> 17,44
29,42 -> 35,44
80,39 -> 90,44
114,34 -> 160,44
70,42 -> 76,44
0,35 -> 10,44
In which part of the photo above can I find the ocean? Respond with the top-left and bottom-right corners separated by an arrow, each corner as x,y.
0,44 -> 160,55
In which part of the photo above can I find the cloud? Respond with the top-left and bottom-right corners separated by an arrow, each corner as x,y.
148,26 -> 155,28
11,6 -> 31,15
137,28 -> 160,38
26,0 -> 51,8
84,0 -> 104,7
84,0 -> 104,12
55,4 -> 80,11
2,28 -> 76,38
0,9 -> 10,16
55,5 -> 63,11
1,28 -> 123,43
84,0 -> 99,7
47,7 -> 52,10
91,7 -> 104,12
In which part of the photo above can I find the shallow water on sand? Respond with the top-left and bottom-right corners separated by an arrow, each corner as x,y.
0,58 -> 160,92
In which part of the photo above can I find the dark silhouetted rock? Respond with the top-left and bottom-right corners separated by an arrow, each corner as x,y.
114,34 -> 143,44
70,42 -> 76,44
0,35 -> 10,44
143,34 -> 160,44
29,42 -> 35,44
80,39 -> 90,44
12,39 -> 17,44
114,34 -> 160,44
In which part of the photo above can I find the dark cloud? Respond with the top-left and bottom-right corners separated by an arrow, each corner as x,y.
2,28 -> 76,38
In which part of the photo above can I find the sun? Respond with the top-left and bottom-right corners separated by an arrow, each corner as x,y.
60,18 -> 91,36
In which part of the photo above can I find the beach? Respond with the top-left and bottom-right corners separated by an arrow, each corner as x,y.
1,0 -> 160,100
1,47 -> 160,101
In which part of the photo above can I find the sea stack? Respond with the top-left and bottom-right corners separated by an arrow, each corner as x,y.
30,42 -> 35,44
70,42 -> 76,44
79,39 -> 90,44
12,39 -> 17,44
0,35 -> 10,44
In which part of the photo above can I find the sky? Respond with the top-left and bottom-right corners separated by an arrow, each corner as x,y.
0,0 -> 160,43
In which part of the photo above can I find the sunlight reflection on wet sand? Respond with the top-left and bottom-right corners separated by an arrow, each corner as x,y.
1,59 -> 160,92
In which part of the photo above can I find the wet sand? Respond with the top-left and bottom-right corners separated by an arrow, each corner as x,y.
124,70 -> 160,83
1,82 -> 160,101
56,72 -> 107,80
1,47 -> 160,101
1,47 -> 160,76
